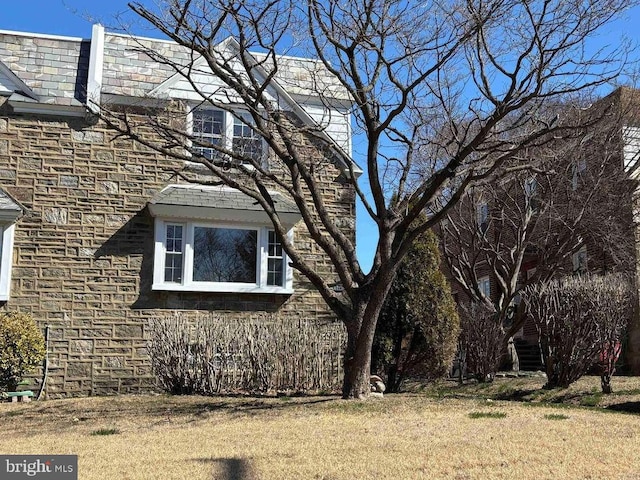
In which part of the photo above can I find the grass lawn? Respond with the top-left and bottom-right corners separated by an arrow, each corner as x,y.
1,376 -> 639,479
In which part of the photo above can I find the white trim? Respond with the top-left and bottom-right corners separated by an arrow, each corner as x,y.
108,31 -> 175,44
152,218 -> 294,294
0,223 -> 16,301
87,24 -> 105,114
0,29 -> 85,42
8,100 -> 87,117
0,62 -> 39,100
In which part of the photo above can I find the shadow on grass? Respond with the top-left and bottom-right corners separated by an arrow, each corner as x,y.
0,395 -> 338,429
606,402 -> 640,414
194,457 -> 257,480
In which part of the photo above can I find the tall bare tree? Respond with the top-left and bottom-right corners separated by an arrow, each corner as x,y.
102,0 -> 635,398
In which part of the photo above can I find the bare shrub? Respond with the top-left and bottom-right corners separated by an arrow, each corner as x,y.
522,274 -> 633,390
147,314 -> 346,395
458,303 -> 504,382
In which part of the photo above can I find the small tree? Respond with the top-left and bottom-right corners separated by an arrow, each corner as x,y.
458,302 -> 504,382
0,312 -> 45,391
522,274 -> 632,390
372,230 -> 459,392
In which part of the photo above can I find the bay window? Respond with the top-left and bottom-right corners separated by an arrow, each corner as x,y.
153,219 -> 293,294
0,223 -> 16,302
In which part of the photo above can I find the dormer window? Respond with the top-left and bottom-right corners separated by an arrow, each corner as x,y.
192,110 -> 224,160
233,112 -> 263,161
191,108 -> 263,166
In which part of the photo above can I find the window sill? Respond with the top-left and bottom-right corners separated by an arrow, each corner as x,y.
152,283 -> 294,295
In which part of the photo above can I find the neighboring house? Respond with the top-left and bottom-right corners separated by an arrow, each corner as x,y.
440,87 -> 640,373
0,25 -> 357,397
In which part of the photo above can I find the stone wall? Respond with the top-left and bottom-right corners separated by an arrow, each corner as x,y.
0,98 -> 354,397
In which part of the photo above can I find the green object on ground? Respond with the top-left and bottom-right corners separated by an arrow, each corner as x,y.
5,390 -> 34,398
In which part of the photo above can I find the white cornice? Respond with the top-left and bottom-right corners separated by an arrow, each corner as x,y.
0,29 -> 85,42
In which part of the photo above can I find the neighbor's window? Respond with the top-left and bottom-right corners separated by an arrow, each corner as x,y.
477,276 -> 491,299
476,201 -> 489,233
572,246 -> 588,275
191,109 -> 263,165
524,177 -> 540,211
153,220 -> 291,293
572,158 -> 587,190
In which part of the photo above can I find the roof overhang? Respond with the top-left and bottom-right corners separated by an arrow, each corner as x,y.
147,184 -> 302,228
0,189 -> 24,222
8,93 -> 87,117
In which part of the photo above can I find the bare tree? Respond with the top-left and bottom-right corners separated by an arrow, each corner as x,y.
522,274 -> 633,390
458,302 -> 504,382
440,93 -> 638,372
101,0 -> 635,398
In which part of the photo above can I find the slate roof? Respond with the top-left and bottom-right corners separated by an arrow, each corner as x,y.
149,185 -> 299,213
0,29 -> 348,103
0,32 -> 89,106
101,33 -> 349,101
102,33 -> 193,98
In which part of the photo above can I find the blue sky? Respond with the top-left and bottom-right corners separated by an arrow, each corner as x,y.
2,0 -> 640,273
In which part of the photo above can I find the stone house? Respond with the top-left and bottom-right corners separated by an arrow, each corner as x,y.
0,25 -> 359,397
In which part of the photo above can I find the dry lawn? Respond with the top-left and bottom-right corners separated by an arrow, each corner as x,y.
1,380 -> 639,480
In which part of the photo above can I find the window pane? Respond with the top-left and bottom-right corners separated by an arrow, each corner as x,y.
267,258 -> 283,287
164,224 -> 184,283
193,227 -> 257,283
266,230 -> 285,287
233,114 -> 262,161
193,110 -> 224,159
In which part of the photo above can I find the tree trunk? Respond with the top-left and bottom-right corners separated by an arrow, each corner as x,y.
342,325 -> 374,399
601,374 -> 613,394
341,284 -> 392,399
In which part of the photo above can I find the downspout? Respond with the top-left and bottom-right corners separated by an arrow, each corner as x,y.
37,325 -> 50,401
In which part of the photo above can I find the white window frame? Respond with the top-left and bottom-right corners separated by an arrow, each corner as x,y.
187,107 -> 266,169
0,223 -> 16,301
152,218 -> 293,294
477,276 -> 491,299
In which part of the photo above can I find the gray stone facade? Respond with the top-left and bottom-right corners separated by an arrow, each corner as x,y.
0,27 -> 356,397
